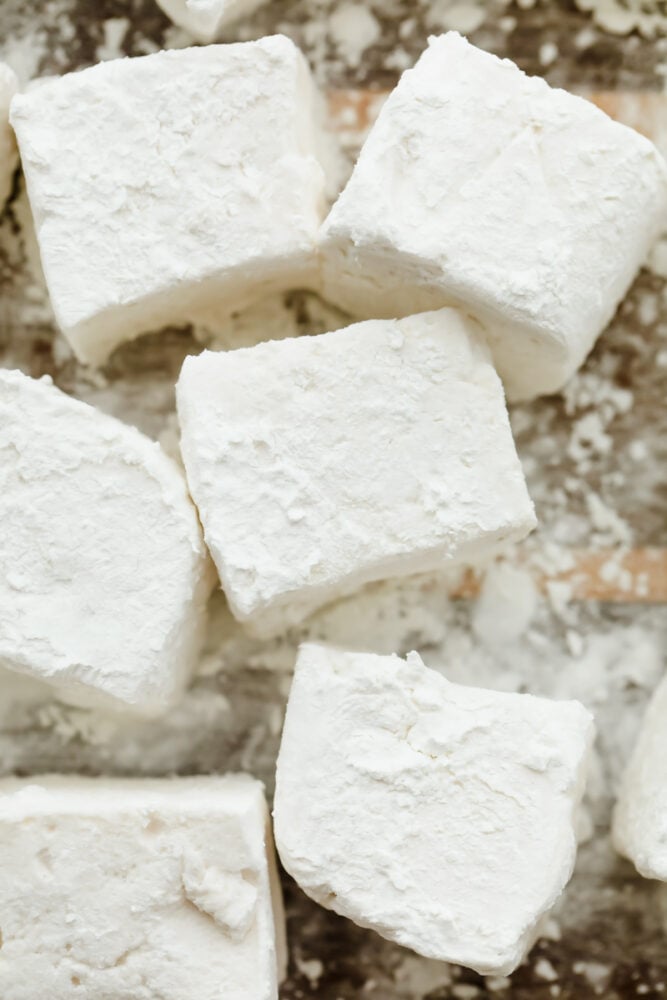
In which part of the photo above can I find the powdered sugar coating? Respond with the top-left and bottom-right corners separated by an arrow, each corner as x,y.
320,32 -> 667,400
0,774 -> 285,1000
11,36 -> 327,364
177,309 -> 535,635
275,644 -> 594,976
0,369 -> 210,713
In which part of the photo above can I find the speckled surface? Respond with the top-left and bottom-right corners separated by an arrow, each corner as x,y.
0,2 -> 667,998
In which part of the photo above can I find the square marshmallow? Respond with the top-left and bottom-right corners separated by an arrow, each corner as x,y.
11,37 -> 327,364
156,0 -> 268,42
613,673 -> 667,881
274,644 -> 594,976
0,775 -> 285,1000
176,309 -> 536,635
320,33 -> 667,401
0,63 -> 17,207
0,369 -> 211,713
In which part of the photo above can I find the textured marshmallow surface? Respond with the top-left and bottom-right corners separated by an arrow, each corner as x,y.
156,0 -> 268,41
320,32 -> 667,401
0,774 -> 285,1000
0,62 -> 17,206
0,369 -> 210,712
613,673 -> 667,881
177,309 -> 535,635
274,644 -> 594,976
11,37 -> 327,364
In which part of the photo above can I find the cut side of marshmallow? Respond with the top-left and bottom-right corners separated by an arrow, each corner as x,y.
613,673 -> 667,881
274,644 -> 594,976
10,36 -> 327,364
176,309 -> 535,636
320,32 -> 667,401
0,369 -> 211,713
0,774 -> 285,1000
155,0 -> 269,42
0,62 -> 17,207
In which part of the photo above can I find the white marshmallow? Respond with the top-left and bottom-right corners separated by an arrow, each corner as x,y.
0,62 -> 18,207
10,37 -> 327,364
613,673 -> 667,880
0,369 -> 210,713
274,644 -> 594,976
320,32 -> 667,401
176,309 -> 535,635
156,0 -> 268,42
0,774 -> 285,1000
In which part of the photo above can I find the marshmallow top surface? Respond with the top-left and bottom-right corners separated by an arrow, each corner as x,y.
613,673 -> 667,881
0,774 -> 284,1000
0,369 -> 209,712
10,37 -> 326,363
177,309 -> 535,635
0,61 -> 17,206
156,0 -> 268,41
274,644 -> 594,976
320,32 -> 667,400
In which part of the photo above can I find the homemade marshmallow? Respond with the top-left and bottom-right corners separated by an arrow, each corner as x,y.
0,369 -> 210,713
320,32 -> 667,401
156,0 -> 268,42
613,673 -> 667,881
0,774 -> 285,1000
0,62 -> 18,207
10,37 -> 328,364
176,309 -> 536,635
274,644 -> 594,976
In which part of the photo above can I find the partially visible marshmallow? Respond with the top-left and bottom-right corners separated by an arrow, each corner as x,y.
0,369 -> 211,713
0,774 -> 285,1000
613,673 -> 667,881
156,0 -> 268,42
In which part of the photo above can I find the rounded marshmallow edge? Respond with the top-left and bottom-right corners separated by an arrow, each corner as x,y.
0,369 -> 212,714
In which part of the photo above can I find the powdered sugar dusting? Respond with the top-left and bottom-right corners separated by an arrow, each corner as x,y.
0,1 -> 666,996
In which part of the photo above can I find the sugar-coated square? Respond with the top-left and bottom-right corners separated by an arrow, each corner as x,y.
0,775 -> 285,1000
320,33 -> 667,400
11,37 -> 327,364
274,644 -> 594,975
176,309 -> 535,635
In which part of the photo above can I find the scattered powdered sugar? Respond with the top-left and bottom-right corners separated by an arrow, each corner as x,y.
424,1 -> 488,35
95,17 -> 131,62
0,1 -> 666,995
328,2 -> 380,68
575,0 -> 667,38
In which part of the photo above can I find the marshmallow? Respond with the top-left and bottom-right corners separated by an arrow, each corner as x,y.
613,674 -> 667,880
274,644 -> 594,976
156,0 -> 268,42
320,32 -> 667,401
176,309 -> 535,635
0,63 -> 17,206
0,774 -> 285,1000
0,369 -> 210,713
11,37 -> 327,364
